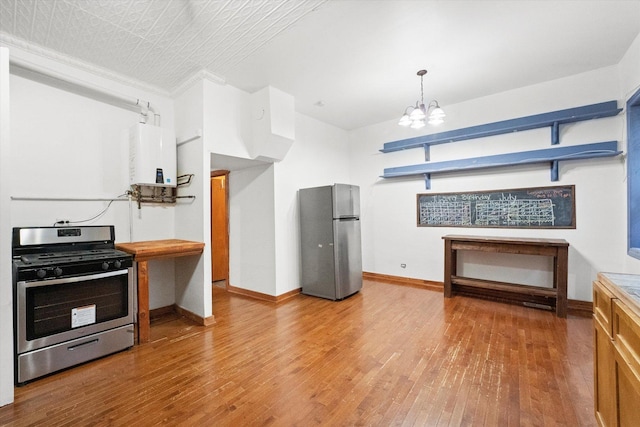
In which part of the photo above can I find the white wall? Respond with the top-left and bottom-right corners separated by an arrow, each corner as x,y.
350,64 -> 640,302
200,79 -> 351,297
199,79 -> 277,296
0,46 -> 14,407
9,48 -> 176,233
174,133 -> 210,317
203,79 -> 252,158
8,53 -> 178,310
173,79 -> 211,319
225,111 -> 352,297
273,113 -> 351,295
10,73 -> 134,230
228,163 -> 276,294
619,31 -> 640,101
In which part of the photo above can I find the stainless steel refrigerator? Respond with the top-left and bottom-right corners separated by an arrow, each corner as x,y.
299,184 -> 363,300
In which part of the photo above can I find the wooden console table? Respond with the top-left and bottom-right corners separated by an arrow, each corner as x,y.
115,239 -> 205,343
442,235 -> 569,317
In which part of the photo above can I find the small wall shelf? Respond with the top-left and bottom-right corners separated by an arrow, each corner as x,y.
382,141 -> 621,189
380,101 -> 623,189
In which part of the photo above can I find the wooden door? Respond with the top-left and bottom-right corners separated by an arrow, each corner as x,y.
210,172 -> 229,283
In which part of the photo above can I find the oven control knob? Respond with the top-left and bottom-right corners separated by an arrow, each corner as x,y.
36,269 -> 47,279
54,267 -> 63,277
102,261 -> 110,271
114,260 -> 122,269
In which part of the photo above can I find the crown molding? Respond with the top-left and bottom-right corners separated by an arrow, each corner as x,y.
0,32 -> 171,98
171,69 -> 227,98
2,32 -> 232,104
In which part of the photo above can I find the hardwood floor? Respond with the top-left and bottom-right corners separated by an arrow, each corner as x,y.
0,280 -> 594,426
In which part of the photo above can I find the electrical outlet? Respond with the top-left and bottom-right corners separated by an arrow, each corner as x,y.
400,263 -> 406,268
55,219 -> 70,225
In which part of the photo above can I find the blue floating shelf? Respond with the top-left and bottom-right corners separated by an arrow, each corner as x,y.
381,101 -> 622,153
381,141 -> 621,189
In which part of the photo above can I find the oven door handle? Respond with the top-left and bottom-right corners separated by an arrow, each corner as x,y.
17,269 -> 129,288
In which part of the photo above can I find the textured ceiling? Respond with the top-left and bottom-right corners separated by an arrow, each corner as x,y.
1,0 -> 640,130
0,0 -> 325,90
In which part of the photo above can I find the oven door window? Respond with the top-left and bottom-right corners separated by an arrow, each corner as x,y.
25,273 -> 129,340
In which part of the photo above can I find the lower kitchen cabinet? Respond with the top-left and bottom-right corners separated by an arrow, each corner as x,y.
594,314 -> 616,426
593,273 -> 640,427
612,298 -> 640,426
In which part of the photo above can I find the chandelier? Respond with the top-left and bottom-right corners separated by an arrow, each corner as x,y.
398,69 -> 445,129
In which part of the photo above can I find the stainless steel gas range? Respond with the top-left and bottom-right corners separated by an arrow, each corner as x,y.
12,225 -> 135,385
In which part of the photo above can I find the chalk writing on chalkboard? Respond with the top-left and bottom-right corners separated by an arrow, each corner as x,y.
417,185 -> 575,228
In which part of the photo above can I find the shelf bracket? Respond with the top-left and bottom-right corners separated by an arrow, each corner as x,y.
424,173 -> 431,190
550,160 -> 559,181
551,122 -> 560,145
423,144 -> 430,161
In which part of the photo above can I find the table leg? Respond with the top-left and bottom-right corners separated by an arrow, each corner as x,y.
555,247 -> 568,318
137,260 -> 150,343
444,239 -> 454,298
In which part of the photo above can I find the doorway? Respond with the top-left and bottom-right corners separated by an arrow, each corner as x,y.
210,171 -> 229,286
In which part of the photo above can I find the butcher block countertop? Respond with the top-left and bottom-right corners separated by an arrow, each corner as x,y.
116,239 -> 205,261
114,239 -> 205,344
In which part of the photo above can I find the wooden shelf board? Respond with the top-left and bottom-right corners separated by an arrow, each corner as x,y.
381,140 -> 620,179
451,276 -> 558,298
381,100 -> 621,153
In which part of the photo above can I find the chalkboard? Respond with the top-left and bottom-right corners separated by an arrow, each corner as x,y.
417,185 -> 575,228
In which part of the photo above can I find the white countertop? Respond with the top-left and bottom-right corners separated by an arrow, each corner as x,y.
601,272 -> 640,305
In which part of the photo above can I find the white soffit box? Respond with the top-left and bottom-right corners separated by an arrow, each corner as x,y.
251,86 -> 295,162
129,123 -> 177,187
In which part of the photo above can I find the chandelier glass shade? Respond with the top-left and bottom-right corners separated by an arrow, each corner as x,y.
398,69 -> 445,128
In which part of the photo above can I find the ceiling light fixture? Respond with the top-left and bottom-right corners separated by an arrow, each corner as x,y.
398,69 -> 445,129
